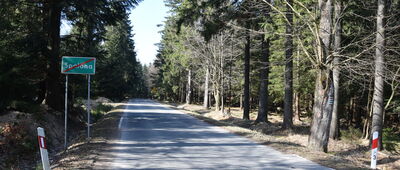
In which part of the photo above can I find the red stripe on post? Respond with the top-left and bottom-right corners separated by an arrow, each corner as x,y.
38,136 -> 47,149
372,138 -> 378,149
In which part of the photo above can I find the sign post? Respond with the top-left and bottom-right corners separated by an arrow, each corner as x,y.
87,75 -> 91,139
61,56 -> 96,146
371,131 -> 379,169
64,75 -> 68,149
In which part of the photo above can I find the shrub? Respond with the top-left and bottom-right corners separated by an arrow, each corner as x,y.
341,127 -> 363,144
0,121 -> 37,167
383,127 -> 400,153
91,103 -> 113,122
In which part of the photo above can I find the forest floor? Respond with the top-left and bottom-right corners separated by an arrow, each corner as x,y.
0,97 -> 116,169
166,103 -> 400,170
51,102 -> 124,169
48,100 -> 399,169
0,105 -> 75,169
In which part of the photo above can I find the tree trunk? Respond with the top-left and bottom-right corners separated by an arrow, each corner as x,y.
371,0 -> 385,151
308,70 -> 334,152
330,0 -> 342,140
180,77 -> 186,103
256,37 -> 270,123
240,94 -> 243,111
228,52 -> 233,114
44,0 -> 63,111
293,92 -> 300,121
243,29 -> 251,120
220,46 -> 225,115
186,69 -> 192,104
294,46 -> 301,122
363,82 -> 374,139
308,0 -> 333,153
203,66 -> 210,108
214,88 -> 220,111
283,0 -> 294,129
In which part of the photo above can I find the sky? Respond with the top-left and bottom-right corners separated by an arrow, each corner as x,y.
130,0 -> 169,65
61,0 -> 169,66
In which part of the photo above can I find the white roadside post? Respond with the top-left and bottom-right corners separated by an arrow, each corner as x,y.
37,127 -> 51,170
371,131 -> 379,169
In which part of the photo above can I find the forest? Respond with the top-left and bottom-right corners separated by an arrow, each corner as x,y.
0,0 -> 148,113
0,1 -> 149,166
1,0 -> 400,168
150,0 -> 400,153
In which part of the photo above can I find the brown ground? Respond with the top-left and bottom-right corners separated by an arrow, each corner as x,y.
51,106 -> 124,170
0,106 -> 68,169
164,103 -> 400,170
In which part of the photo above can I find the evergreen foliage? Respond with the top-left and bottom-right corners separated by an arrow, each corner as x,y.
153,0 -> 400,152
0,0 -> 147,112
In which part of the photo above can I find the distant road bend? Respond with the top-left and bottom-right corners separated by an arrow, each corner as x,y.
96,99 -> 331,170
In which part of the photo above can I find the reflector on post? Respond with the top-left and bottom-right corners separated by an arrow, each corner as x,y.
37,127 -> 51,170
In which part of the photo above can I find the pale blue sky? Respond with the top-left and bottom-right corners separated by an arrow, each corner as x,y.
61,1 -> 169,66
130,0 -> 169,65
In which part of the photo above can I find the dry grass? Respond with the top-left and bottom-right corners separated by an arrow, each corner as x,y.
165,103 -> 400,170
51,107 -> 123,170
50,101 -> 399,170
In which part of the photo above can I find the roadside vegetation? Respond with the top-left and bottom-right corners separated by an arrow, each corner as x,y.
150,0 -> 400,166
1,0 -> 400,169
0,97 -> 117,169
169,103 -> 400,169
0,0 -> 148,168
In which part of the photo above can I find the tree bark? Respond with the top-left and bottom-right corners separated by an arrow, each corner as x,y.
186,69 -> 192,104
329,0 -> 342,140
243,29 -> 251,120
240,94 -> 243,111
308,0 -> 333,153
43,0 -> 63,111
214,88 -> 220,111
220,44 -> 225,115
309,70 -> 334,152
180,74 -> 186,103
203,66 -> 210,108
256,37 -> 270,123
283,0 -> 294,129
371,0 -> 386,151
294,46 -> 301,122
293,92 -> 300,121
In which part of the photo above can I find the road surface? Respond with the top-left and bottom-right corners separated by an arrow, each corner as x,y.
97,99 -> 330,170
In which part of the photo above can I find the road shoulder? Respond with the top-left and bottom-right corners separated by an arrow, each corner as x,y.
51,108 -> 123,169
159,102 -> 374,169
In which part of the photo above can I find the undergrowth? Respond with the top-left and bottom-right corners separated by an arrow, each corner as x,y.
0,121 -> 37,168
341,127 -> 363,144
383,127 -> 400,153
91,104 -> 113,122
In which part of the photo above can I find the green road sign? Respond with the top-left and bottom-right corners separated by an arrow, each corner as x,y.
61,56 -> 96,74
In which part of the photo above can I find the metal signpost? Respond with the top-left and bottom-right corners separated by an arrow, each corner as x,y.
61,56 -> 96,149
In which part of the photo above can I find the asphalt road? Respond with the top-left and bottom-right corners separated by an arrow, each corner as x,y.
97,99 -> 330,170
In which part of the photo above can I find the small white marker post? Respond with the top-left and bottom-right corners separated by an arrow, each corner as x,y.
37,127 -> 51,170
371,131 -> 379,169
